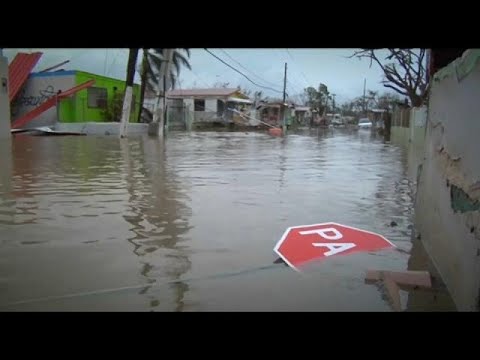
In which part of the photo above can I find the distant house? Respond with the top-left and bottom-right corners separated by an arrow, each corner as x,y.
163,88 -> 253,123
293,106 -> 311,124
10,70 -> 141,128
256,101 -> 295,126
367,108 -> 387,128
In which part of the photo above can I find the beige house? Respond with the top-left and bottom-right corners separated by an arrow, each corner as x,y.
165,88 -> 253,123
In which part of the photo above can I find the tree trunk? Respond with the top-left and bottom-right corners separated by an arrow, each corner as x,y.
137,50 -> 148,123
125,49 -> 139,87
409,93 -> 424,108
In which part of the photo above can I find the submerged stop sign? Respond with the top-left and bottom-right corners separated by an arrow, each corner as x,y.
274,222 -> 395,271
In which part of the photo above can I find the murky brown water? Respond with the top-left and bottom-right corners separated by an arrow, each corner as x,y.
0,129 -> 456,311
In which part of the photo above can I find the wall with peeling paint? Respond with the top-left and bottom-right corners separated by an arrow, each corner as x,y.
415,49 -> 480,311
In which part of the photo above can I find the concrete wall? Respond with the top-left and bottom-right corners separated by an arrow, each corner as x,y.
390,106 -> 426,149
391,126 -> 410,148
0,55 -> 10,138
183,98 -> 194,110
389,106 -> 426,182
407,107 -> 427,182
55,122 -> 149,136
205,98 -> 217,113
410,107 -> 427,145
194,111 -> 219,122
10,73 -> 75,128
414,49 -> 480,311
248,110 -> 261,126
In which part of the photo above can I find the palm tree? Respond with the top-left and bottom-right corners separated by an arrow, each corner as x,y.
138,48 -> 191,122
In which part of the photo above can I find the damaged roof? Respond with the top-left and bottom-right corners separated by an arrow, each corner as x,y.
167,88 -> 243,97
8,52 -> 43,101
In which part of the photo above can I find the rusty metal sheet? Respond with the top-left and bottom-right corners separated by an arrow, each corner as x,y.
8,52 -> 43,101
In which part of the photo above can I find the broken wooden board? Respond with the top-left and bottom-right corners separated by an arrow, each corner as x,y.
365,269 -> 432,312
11,127 -> 85,136
383,276 -> 402,312
365,270 -> 432,289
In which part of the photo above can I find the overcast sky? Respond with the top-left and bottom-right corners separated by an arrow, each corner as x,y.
3,48 -> 392,104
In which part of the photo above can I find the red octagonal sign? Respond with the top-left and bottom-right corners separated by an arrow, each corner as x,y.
274,222 -> 396,271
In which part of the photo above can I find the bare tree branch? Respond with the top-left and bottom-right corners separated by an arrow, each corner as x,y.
351,48 -> 428,106
383,83 -> 409,96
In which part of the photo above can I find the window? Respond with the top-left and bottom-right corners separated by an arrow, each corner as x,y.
194,99 -> 205,111
88,87 -> 108,109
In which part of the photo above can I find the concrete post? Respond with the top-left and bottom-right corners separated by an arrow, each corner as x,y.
152,49 -> 174,137
119,86 -> 133,138
0,53 -> 11,139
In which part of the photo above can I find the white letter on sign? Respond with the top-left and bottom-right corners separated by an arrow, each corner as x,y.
299,227 -> 343,240
312,243 -> 356,257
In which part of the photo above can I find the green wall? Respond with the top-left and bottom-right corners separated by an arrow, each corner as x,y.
58,94 -> 76,123
59,71 -> 141,123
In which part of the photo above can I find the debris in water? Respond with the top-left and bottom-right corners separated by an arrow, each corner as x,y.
366,270 -> 432,289
273,257 -> 288,266
366,269 -> 432,312
274,222 -> 396,271
268,128 -> 283,137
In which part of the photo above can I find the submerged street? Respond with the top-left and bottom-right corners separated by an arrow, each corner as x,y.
0,129 -> 456,311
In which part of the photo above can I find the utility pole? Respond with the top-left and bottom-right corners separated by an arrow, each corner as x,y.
282,62 -> 287,135
119,48 -> 139,138
362,78 -> 367,116
152,49 -> 174,137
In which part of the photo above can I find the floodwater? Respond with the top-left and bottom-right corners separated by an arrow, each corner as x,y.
0,128 -> 456,311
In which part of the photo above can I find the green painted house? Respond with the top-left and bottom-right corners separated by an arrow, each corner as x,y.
11,69 -> 141,127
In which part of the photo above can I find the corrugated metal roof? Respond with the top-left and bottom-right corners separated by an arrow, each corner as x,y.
8,52 -> 43,101
167,88 -> 240,97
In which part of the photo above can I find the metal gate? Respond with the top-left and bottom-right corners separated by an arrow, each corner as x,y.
166,103 -> 187,131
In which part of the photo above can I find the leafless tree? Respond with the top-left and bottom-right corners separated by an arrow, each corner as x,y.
351,49 -> 428,107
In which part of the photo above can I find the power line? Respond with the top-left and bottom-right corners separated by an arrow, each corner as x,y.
219,49 -> 283,90
204,48 -> 285,96
287,79 -> 302,95
288,75 -> 306,92
285,49 -> 310,87
275,49 -> 308,92
189,69 -> 211,87
106,49 -> 125,76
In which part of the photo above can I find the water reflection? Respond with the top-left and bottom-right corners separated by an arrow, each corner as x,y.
0,137 -> 13,227
120,137 -> 192,311
0,130 -> 456,311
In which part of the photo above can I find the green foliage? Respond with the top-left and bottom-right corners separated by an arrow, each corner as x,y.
101,91 -> 135,122
303,83 -> 330,114
143,49 -> 192,92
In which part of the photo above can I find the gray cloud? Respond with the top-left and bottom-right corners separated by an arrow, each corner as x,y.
3,48 -> 395,104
